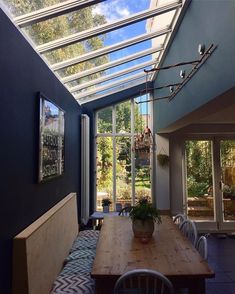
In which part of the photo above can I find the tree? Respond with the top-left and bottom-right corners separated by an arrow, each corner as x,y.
8,0 -> 109,85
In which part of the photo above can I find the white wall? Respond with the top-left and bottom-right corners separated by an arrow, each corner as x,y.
155,134 -> 170,211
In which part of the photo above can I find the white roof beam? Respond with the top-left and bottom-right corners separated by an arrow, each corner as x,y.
78,77 -> 147,104
62,45 -> 163,83
51,28 -> 171,71
75,72 -> 148,100
37,1 -> 181,54
69,59 -> 157,93
14,0 -> 107,28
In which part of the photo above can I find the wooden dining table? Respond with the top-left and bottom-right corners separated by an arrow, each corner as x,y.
91,215 -> 215,294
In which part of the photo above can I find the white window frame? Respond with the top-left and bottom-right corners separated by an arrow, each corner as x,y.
94,96 -> 153,210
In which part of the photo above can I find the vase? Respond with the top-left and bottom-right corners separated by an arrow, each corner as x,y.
132,219 -> 154,243
103,206 -> 109,213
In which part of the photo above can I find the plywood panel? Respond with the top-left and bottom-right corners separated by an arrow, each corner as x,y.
12,193 -> 78,294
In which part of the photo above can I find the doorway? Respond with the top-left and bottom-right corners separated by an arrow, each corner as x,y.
185,138 -> 235,232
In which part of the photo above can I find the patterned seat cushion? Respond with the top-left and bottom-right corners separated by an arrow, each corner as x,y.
65,249 -> 95,263
70,237 -> 97,252
51,274 -> 94,294
61,259 -> 94,276
78,230 -> 100,240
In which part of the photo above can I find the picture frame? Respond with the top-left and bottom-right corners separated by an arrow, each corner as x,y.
39,93 -> 65,182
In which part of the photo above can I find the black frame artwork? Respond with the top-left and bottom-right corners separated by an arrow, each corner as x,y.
39,93 -> 65,182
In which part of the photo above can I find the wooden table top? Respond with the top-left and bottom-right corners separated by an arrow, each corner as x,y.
91,215 -> 214,279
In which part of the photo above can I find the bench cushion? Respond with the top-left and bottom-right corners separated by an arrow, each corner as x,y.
51,274 -> 94,294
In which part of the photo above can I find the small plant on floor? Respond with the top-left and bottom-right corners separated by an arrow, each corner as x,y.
102,198 -> 112,207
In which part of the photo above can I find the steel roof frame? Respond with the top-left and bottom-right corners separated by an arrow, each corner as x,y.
37,1 -> 181,54
51,28 -> 171,71
69,59 -> 157,93
14,0 -> 107,27
62,45 -> 163,84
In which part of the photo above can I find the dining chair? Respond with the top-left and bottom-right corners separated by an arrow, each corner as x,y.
173,214 -> 186,227
118,206 -> 133,216
196,235 -> 208,260
179,219 -> 198,247
114,269 -> 174,294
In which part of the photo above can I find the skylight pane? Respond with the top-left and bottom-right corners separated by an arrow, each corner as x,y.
22,6 -> 106,46
73,67 -> 150,96
77,76 -> 146,103
2,0 -> 69,17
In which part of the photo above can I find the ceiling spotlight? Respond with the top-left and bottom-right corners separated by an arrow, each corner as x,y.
180,70 -> 185,79
170,86 -> 174,93
198,44 -> 205,55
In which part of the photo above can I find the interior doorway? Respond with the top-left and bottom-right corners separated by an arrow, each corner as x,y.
185,138 -> 235,232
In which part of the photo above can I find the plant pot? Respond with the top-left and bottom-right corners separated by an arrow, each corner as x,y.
132,219 -> 154,243
103,206 -> 109,213
157,154 -> 169,166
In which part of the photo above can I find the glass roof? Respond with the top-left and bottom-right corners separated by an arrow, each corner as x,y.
1,0 -> 186,104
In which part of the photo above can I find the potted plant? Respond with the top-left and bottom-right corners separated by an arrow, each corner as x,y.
157,153 -> 169,166
102,197 -> 112,213
129,198 -> 161,243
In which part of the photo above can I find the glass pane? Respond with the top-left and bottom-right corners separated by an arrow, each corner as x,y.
116,101 -> 131,133
97,107 -> 112,134
116,137 -> 132,208
220,140 -> 235,221
134,95 -> 149,133
185,140 -> 214,221
96,137 -> 113,211
2,0 -> 69,17
135,149 -> 151,203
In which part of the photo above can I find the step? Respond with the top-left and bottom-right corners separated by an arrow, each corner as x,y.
188,206 -> 214,217
187,197 -> 209,207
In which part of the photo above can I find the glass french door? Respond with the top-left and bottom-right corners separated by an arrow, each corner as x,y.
185,138 -> 235,232
185,139 -> 217,231
218,139 -> 235,230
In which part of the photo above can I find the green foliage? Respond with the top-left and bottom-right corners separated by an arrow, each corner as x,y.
116,101 -> 131,133
129,201 -> 161,224
7,0 -> 109,82
101,198 -> 112,207
97,137 -> 113,191
157,154 -> 169,166
186,141 -> 212,197
187,178 -> 209,197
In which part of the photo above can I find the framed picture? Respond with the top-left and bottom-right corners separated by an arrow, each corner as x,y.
39,94 -> 65,182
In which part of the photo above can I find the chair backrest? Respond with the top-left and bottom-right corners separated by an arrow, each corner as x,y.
118,206 -> 133,216
196,235 -> 208,260
114,269 -> 174,294
173,214 -> 186,227
179,219 -> 198,247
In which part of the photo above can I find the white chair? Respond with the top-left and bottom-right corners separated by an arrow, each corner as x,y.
179,219 -> 198,247
196,235 -> 208,260
114,269 -> 174,294
118,206 -> 133,216
173,214 -> 186,227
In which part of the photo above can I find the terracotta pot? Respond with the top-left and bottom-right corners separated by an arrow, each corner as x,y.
132,219 -> 154,243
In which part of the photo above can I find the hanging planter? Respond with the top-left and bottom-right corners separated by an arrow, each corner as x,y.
157,153 -> 169,166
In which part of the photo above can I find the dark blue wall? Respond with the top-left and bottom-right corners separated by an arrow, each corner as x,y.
153,0 -> 235,132
0,10 -> 81,294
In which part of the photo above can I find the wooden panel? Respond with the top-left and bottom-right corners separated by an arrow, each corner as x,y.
91,215 -> 214,278
12,193 -> 78,294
